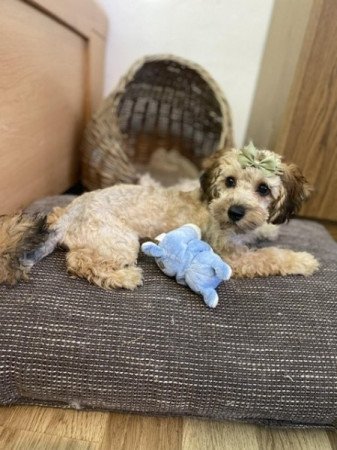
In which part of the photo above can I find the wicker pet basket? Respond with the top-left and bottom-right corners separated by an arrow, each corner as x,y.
81,55 -> 234,191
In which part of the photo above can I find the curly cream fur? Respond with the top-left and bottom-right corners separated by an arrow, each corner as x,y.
0,148 -> 319,289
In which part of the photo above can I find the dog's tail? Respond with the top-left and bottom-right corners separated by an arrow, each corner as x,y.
0,213 -> 61,285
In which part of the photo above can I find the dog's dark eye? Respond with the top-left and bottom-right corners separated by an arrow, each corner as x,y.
225,176 -> 236,188
257,183 -> 270,196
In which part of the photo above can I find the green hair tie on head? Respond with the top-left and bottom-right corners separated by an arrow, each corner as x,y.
238,142 -> 282,178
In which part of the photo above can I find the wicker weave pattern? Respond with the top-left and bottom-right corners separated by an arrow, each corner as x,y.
81,55 -> 234,190
0,218 -> 337,427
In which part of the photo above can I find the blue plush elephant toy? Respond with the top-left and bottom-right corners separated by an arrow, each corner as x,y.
141,224 -> 232,308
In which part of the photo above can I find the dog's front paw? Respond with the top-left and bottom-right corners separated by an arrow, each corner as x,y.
120,266 -> 144,290
253,223 -> 280,242
287,251 -> 319,276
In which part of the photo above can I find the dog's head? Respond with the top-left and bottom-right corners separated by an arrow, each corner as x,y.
200,144 -> 311,233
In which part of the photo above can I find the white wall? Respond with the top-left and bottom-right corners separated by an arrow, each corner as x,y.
96,0 -> 274,146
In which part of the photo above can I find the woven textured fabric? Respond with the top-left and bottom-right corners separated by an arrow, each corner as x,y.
0,219 -> 337,427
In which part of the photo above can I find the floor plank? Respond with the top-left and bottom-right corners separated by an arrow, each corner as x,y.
0,407 -> 14,427
182,418 -> 259,450
98,413 -> 182,450
0,426 -> 97,450
100,413 -> 183,450
327,430 -> 337,449
0,406 -> 108,443
255,427 -> 333,450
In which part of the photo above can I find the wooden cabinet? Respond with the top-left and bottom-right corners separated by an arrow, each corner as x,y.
0,0 -> 107,214
246,0 -> 337,223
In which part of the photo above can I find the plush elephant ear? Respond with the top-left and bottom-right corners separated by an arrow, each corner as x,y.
214,258 -> 232,280
141,242 -> 164,258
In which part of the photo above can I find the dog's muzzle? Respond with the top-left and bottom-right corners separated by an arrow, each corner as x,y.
228,205 -> 246,222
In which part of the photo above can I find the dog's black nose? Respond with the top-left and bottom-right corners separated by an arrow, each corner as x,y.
228,205 -> 246,222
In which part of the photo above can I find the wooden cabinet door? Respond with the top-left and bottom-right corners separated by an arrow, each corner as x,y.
0,0 -> 107,214
246,0 -> 337,222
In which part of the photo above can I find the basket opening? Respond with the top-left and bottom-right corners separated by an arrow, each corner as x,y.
116,60 -> 223,171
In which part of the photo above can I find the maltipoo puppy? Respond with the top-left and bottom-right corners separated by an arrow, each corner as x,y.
0,144 -> 319,289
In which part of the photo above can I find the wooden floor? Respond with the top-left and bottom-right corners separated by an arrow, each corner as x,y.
0,405 -> 336,450
1,224 -> 336,450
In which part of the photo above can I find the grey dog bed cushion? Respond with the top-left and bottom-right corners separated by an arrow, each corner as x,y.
1,197 -> 337,428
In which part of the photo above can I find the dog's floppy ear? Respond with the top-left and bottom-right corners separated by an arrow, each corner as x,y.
200,147 -> 233,202
200,161 -> 221,202
269,163 -> 312,224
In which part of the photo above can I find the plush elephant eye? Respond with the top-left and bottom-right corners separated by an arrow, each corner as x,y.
257,183 -> 270,197
225,176 -> 236,188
